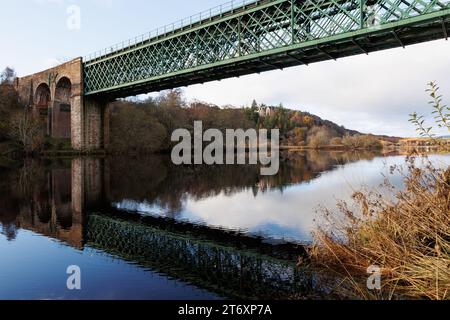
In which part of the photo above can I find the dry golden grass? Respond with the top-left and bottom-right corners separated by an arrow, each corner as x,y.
310,156 -> 450,300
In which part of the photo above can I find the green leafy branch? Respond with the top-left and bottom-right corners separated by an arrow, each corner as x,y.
409,82 -> 450,148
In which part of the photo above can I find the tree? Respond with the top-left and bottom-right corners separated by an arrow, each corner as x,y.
245,99 -> 260,125
158,89 -> 185,109
290,111 -> 303,127
110,105 -> 168,153
275,104 -> 289,133
262,114 -> 277,130
303,115 -> 314,128
288,127 -> 308,145
307,126 -> 332,149
8,110 -> 44,153
0,73 -> 20,141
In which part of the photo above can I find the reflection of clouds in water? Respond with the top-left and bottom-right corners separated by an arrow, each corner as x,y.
114,154 -> 450,243
181,155 -> 450,242
181,160 -> 383,242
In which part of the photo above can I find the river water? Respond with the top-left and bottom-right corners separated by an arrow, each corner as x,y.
0,151 -> 448,299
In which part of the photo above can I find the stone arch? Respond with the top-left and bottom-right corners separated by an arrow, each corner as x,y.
35,82 -> 51,105
34,83 -> 51,135
54,77 -> 72,139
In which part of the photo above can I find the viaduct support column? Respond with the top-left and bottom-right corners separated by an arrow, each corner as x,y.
83,97 -> 102,151
70,58 -> 85,151
82,97 -> 111,151
71,95 -> 84,150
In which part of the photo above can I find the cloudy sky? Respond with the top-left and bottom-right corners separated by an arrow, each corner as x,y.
1,0 -> 450,137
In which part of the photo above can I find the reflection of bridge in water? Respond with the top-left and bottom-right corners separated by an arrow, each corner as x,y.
2,156 -> 338,299
87,210 -> 312,299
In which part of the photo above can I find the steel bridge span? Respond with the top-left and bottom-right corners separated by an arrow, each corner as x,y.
83,0 -> 450,98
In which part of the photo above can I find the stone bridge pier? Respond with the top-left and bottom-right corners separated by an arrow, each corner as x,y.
15,58 -> 110,151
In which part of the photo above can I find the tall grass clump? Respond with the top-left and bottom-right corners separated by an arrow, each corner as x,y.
341,134 -> 383,150
310,82 -> 450,300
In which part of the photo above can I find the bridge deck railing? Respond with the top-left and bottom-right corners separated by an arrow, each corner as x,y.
83,0 -> 264,62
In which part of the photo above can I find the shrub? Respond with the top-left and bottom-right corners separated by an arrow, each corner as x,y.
342,134 -> 382,150
361,135 -> 383,149
308,126 -> 332,149
330,137 -> 343,146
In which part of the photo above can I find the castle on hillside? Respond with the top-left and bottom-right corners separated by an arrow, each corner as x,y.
257,106 -> 277,118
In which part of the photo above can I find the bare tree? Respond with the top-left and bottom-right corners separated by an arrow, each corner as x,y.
9,110 -> 44,153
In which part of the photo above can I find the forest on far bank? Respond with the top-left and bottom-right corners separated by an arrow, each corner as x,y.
108,89 -> 387,154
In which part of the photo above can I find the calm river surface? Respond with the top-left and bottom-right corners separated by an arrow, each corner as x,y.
0,151 -> 448,300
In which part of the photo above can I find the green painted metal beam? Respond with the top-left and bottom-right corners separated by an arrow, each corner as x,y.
83,0 -> 450,98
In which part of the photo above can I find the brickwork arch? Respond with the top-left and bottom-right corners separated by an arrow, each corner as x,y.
34,83 -> 51,135
53,77 -> 72,139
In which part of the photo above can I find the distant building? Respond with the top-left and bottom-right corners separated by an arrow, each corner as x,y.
257,106 -> 277,118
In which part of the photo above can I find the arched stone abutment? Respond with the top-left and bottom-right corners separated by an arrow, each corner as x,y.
15,58 -> 110,151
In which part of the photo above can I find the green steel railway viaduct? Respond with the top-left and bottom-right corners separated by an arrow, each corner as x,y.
15,0 -> 450,151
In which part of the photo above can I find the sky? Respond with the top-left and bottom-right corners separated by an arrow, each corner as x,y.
1,0 -> 450,137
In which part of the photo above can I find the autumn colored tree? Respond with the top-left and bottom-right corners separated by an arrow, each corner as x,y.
290,111 -> 303,127
303,115 -> 314,128
288,127 -> 308,145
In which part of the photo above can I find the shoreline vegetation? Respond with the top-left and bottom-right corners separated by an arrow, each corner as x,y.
310,157 -> 449,300
309,82 -> 450,300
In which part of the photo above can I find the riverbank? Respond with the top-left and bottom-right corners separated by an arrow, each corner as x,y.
1,144 -> 441,160
280,145 -> 382,152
